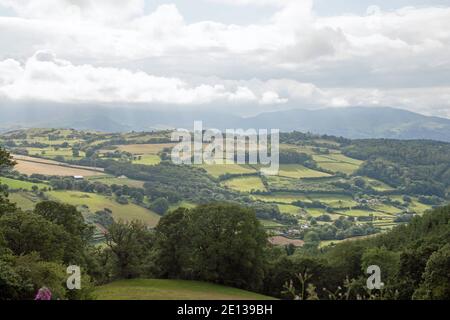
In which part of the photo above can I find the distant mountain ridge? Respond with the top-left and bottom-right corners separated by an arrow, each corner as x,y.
243,107 -> 450,141
0,103 -> 449,142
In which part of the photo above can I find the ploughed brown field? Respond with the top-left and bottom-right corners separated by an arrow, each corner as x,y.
12,155 -> 104,177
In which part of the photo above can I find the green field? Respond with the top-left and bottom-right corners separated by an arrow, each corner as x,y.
313,153 -> 363,174
7,192 -> 38,211
336,209 -> 391,218
47,191 -> 160,227
87,176 -> 145,188
277,204 -> 302,215
200,164 -> 257,178
364,177 -> 395,191
0,177 -> 48,190
26,147 -> 85,160
278,164 -> 330,179
222,176 -> 266,193
94,279 -> 275,300
132,154 -> 161,166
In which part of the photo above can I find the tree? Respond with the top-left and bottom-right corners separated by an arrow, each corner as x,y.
150,197 -> 170,215
105,220 -> 154,279
154,208 -> 191,278
191,204 -> 267,290
413,244 -> 450,300
0,211 -> 69,262
34,201 -> 92,241
155,203 -> 268,290
0,148 -> 16,215
0,252 -> 67,300
72,148 -> 80,157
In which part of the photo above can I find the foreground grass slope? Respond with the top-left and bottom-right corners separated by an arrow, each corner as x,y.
95,279 -> 276,300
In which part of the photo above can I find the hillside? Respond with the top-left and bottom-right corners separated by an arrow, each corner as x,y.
245,107 -> 450,142
95,279 -> 275,300
1,105 -> 449,141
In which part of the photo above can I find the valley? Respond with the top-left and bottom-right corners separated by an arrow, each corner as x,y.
1,128 -> 447,248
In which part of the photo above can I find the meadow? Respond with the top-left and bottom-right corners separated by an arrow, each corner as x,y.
95,279 -> 275,300
47,191 -> 160,227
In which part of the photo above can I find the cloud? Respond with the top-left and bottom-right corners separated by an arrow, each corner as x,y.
204,0 -> 291,7
0,0 -> 145,23
260,91 -> 288,105
0,51 -> 286,106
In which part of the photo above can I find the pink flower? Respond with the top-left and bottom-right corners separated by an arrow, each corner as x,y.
35,287 -> 52,300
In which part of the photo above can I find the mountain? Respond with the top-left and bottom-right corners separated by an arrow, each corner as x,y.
0,103 -> 449,142
243,107 -> 450,142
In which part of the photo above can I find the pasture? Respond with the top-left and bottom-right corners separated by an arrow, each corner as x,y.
200,164 -> 257,178
0,177 -> 48,190
277,164 -> 331,179
313,153 -> 363,174
47,191 -> 160,227
87,176 -> 146,188
222,176 -> 266,193
7,192 -> 38,211
95,279 -> 275,300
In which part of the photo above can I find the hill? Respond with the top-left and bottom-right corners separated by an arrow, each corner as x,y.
245,107 -> 450,142
94,279 -> 276,300
1,104 -> 449,141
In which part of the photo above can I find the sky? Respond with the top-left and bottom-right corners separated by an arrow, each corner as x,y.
0,0 -> 449,118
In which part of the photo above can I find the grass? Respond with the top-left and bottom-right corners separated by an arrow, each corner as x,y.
364,177 -> 394,191
88,176 -> 145,188
259,219 -> 285,228
116,143 -> 175,154
222,176 -> 266,193
313,153 -> 363,175
0,177 -> 48,190
277,164 -> 330,179
277,204 -> 302,215
307,194 -> 358,208
132,154 -> 161,166
252,193 -> 312,204
200,164 -> 256,178
26,147 -> 85,160
7,192 -> 38,211
47,191 -> 160,227
337,209 -> 391,218
94,279 -> 275,300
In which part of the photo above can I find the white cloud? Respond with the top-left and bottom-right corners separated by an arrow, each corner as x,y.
260,91 -> 288,105
205,0 -> 291,7
0,51 -> 280,106
0,0 -> 145,23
